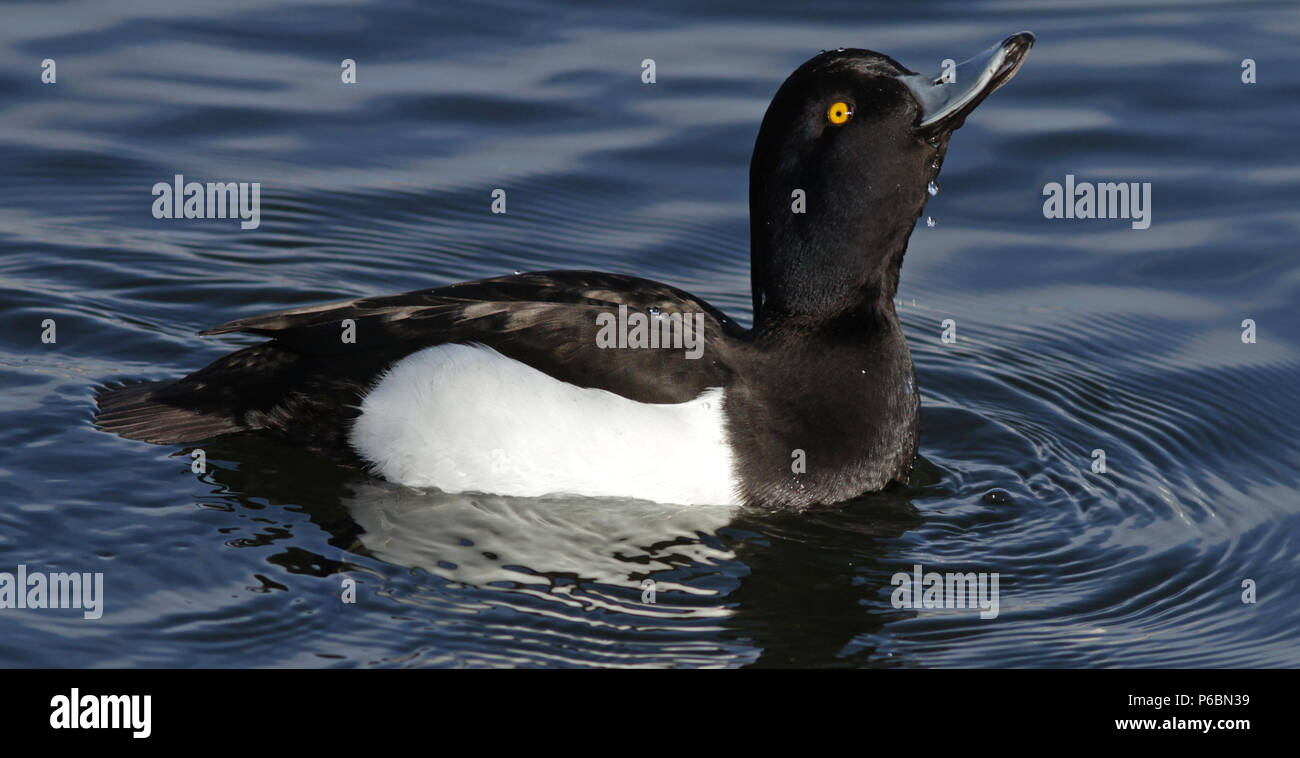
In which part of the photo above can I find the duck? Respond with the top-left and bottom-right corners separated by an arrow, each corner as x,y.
95,32 -> 1034,509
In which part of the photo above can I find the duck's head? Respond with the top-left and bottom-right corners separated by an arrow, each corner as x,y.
749,32 -> 1034,328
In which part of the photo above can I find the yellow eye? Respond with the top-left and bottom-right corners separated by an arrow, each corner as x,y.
828,101 -> 853,125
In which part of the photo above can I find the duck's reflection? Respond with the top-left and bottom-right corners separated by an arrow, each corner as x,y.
344,480 -> 740,604
195,436 -> 929,666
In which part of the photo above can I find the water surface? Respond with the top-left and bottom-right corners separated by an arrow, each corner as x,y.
1,0 -> 1298,667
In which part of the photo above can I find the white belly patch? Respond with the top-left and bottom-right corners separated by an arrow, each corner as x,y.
349,343 -> 741,506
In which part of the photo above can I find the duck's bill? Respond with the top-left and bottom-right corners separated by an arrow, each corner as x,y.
899,31 -> 1034,129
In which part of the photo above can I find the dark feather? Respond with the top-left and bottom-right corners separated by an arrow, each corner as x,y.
94,380 -> 249,444
94,271 -> 749,456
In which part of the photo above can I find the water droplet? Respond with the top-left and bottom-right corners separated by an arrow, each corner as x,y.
927,136 -> 940,148
835,47 -> 845,52
931,158 -> 941,170
648,306 -> 662,318
926,216 -> 937,228
982,489 -> 1014,505
927,180 -> 941,197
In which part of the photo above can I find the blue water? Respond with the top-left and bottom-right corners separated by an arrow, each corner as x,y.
1,0 -> 1298,667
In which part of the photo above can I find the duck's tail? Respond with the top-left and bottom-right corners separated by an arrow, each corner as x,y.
93,380 -> 249,444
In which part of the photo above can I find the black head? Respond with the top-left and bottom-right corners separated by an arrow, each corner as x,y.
749,32 -> 1033,328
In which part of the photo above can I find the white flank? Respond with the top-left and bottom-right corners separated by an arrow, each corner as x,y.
350,343 -> 741,505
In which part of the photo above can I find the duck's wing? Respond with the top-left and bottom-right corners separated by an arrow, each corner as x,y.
202,270 -> 747,403
95,271 -> 748,452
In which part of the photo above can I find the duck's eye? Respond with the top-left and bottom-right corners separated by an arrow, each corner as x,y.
827,101 -> 853,125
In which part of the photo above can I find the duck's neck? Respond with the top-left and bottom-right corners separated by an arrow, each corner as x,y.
749,237 -> 913,335
748,202 -> 923,334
